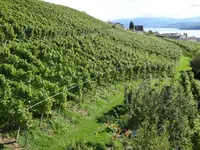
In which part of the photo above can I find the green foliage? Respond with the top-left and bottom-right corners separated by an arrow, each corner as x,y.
119,75 -> 200,149
130,123 -> 170,150
191,50 -> 200,73
164,38 -> 200,57
66,140 -> 105,150
129,21 -> 134,30
148,30 -> 153,34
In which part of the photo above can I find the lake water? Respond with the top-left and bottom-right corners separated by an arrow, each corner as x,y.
144,28 -> 200,38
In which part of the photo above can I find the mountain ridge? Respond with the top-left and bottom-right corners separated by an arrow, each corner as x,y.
112,17 -> 200,28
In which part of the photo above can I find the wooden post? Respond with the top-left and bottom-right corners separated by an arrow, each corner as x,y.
58,103 -> 61,115
40,80 -> 45,127
24,128 -> 28,149
39,112 -> 44,127
16,126 -> 21,143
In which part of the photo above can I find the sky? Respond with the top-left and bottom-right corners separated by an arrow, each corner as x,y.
44,0 -> 200,21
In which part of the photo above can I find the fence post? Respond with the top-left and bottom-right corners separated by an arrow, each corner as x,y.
24,128 -> 28,150
39,112 -> 44,127
16,126 -> 21,143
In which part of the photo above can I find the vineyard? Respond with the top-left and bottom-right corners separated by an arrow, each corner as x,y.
164,38 -> 200,57
0,0 -> 200,149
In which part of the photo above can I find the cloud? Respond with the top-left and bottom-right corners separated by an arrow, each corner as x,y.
44,0 -> 200,21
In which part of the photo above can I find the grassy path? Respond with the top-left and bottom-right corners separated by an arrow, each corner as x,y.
66,87 -> 125,144
177,55 -> 191,71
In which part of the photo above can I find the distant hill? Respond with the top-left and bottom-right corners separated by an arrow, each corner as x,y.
180,26 -> 200,30
113,17 -> 200,29
164,22 -> 200,29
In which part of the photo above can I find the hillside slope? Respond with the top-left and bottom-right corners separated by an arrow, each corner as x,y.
0,0 -> 184,148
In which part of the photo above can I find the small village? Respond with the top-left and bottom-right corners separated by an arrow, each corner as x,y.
109,21 -> 200,42
154,32 -> 200,42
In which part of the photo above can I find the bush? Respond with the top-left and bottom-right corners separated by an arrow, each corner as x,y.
191,50 -> 200,73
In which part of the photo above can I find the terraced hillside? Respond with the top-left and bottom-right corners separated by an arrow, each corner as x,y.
0,0 -> 190,149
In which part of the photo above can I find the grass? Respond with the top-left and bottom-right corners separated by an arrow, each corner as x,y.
177,55 -> 192,71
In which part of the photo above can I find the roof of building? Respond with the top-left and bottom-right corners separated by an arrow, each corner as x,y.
134,25 -> 144,31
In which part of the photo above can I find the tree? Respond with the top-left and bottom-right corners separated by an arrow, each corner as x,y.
191,50 -> 200,74
148,30 -> 153,34
129,21 -> 134,30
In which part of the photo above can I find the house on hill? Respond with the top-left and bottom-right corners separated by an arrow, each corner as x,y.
134,26 -> 144,33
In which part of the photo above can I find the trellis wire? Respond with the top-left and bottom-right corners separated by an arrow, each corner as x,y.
27,65 -> 134,110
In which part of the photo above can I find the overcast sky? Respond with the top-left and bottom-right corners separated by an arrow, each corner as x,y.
44,0 -> 200,21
